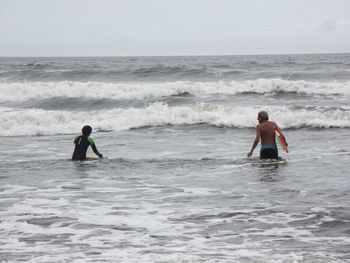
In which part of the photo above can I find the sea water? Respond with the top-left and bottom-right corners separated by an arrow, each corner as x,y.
0,54 -> 349,262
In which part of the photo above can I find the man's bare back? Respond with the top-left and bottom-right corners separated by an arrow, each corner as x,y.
258,121 -> 278,145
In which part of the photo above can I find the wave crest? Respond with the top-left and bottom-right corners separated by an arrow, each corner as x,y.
0,79 -> 349,102
0,103 -> 349,136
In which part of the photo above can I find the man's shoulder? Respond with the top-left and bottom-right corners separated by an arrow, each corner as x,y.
258,121 -> 277,129
266,121 -> 277,127
87,136 -> 94,145
269,121 -> 278,128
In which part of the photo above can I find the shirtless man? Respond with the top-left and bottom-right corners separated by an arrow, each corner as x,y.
247,111 -> 287,159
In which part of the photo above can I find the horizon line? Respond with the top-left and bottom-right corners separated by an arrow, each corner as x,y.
0,51 -> 349,59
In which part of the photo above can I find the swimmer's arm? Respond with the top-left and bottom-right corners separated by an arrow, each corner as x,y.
275,124 -> 288,146
247,126 -> 260,157
91,143 -> 103,158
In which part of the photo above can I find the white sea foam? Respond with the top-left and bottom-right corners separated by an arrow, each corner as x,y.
1,103 -> 349,136
0,79 -> 349,102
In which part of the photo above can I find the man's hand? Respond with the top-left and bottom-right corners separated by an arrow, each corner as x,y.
247,151 -> 252,158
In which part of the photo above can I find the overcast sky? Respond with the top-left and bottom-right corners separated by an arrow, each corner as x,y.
1,0 -> 350,56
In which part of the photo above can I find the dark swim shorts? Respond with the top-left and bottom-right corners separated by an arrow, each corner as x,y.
260,144 -> 278,159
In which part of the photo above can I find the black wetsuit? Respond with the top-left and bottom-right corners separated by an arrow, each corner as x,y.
72,135 -> 101,161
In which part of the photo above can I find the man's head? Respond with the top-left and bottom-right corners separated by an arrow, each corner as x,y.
257,111 -> 269,123
82,125 -> 92,136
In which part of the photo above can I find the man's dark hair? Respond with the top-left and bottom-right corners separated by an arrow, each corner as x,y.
82,125 -> 92,136
258,111 -> 269,121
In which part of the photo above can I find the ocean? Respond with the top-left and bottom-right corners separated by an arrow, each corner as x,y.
0,54 -> 349,262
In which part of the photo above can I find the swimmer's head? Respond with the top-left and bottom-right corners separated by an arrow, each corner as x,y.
258,111 -> 269,123
82,125 -> 92,136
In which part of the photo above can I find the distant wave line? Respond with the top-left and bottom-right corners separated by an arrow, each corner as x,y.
0,79 -> 349,102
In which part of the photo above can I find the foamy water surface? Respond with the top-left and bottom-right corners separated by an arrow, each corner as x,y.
0,55 -> 349,262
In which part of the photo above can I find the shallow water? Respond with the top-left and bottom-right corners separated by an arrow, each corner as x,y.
0,127 -> 349,262
0,54 -> 350,262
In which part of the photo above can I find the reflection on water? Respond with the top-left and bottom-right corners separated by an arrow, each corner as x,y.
258,166 -> 282,182
249,158 -> 287,182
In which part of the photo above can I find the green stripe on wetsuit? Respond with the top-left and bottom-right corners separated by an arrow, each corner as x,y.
75,135 -> 94,145
88,137 -> 94,145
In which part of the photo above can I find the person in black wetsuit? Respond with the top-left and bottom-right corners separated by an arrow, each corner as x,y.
72,125 -> 103,161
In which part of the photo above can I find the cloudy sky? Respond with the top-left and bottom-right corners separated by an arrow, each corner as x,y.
1,0 -> 350,56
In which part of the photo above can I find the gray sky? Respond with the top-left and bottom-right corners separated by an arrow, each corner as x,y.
1,0 -> 350,56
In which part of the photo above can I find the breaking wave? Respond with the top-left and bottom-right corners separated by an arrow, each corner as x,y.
0,79 -> 349,103
1,103 -> 349,136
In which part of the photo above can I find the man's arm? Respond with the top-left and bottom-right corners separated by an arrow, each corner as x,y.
247,126 -> 260,157
275,125 -> 287,146
91,143 -> 103,158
